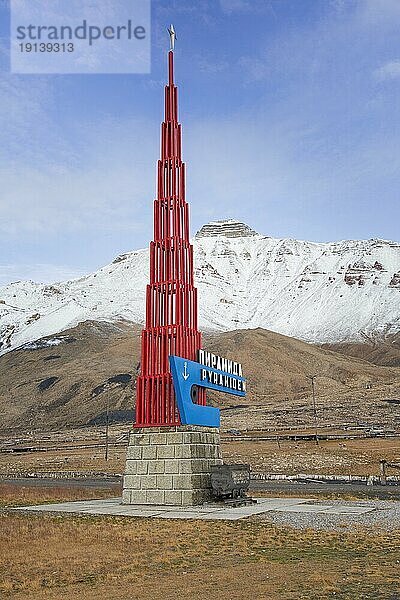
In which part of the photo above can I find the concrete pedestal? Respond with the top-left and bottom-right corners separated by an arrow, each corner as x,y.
122,426 -> 222,506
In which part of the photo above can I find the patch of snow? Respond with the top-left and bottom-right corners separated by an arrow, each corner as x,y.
22,338 -> 65,350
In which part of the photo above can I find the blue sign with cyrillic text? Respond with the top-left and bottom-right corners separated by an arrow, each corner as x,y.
169,354 -> 246,428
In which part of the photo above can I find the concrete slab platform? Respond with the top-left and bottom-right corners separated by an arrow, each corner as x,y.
11,496 -> 376,520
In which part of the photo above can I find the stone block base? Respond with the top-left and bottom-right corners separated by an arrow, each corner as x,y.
122,426 -> 222,506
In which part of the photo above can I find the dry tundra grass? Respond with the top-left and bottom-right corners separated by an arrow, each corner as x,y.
223,436 -> 400,476
1,434 -> 400,478
0,512 -> 400,599
0,482 -> 119,508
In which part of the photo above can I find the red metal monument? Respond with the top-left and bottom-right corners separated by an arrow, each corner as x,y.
135,41 -> 206,427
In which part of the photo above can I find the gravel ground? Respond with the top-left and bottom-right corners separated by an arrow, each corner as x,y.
254,499 -> 400,531
250,479 -> 400,500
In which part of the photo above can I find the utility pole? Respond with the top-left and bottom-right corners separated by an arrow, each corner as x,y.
307,375 -> 319,446
380,460 -> 387,486
105,394 -> 110,461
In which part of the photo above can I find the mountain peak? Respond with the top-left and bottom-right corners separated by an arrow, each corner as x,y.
1,227 -> 399,355
195,219 -> 259,239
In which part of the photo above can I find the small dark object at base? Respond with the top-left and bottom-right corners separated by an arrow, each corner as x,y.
222,496 -> 257,507
211,463 -> 256,505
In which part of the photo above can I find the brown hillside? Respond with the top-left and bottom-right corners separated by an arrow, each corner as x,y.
0,321 -> 399,433
0,321 -> 142,433
323,333 -> 400,367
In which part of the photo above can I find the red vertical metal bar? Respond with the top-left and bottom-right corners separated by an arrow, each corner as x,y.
188,246 -> 192,285
172,198 -> 176,238
167,242 -> 170,281
177,124 -> 181,159
145,289 -> 149,330
194,290 -> 198,330
172,239 -> 175,281
185,203 -> 189,242
137,378 -> 142,423
148,377 -> 153,423
150,243 -> 154,285
163,285 -> 167,328
163,286 -> 167,328
157,378 -> 161,423
180,203 -> 184,240
145,332 -> 149,375
155,243 -> 159,282
182,165 -> 187,206
142,331 -> 147,376
156,284 -> 160,328
174,87 -> 178,123
145,379 -> 149,423
169,50 -> 174,85
161,376 -> 165,424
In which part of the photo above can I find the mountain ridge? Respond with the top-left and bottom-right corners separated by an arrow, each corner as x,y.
1,220 -> 399,354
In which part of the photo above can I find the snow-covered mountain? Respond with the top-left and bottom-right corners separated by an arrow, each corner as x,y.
1,220 -> 399,355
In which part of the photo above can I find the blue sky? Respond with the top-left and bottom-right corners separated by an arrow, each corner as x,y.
0,0 -> 399,285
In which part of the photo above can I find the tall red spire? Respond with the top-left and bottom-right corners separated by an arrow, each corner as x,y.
135,50 -> 206,426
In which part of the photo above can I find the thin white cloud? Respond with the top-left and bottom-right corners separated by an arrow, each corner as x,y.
0,73 -> 81,171
238,56 -> 269,82
0,103 -> 158,236
358,0 -> 400,26
184,105 -> 400,242
219,0 -> 273,14
196,55 -> 229,74
374,59 -> 400,81
219,0 -> 251,12
0,263 -> 86,287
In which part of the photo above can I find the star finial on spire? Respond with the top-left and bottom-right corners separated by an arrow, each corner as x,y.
168,24 -> 177,51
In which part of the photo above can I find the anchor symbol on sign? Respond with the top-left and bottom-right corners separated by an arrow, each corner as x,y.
182,362 -> 190,381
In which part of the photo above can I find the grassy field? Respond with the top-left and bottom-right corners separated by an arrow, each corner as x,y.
0,484 -> 400,599
1,511 -> 400,599
1,428 -> 400,478
223,436 -> 400,476
0,482 -> 119,509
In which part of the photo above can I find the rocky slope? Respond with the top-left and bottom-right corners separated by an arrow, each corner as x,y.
324,332 -> 400,368
1,220 -> 399,354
